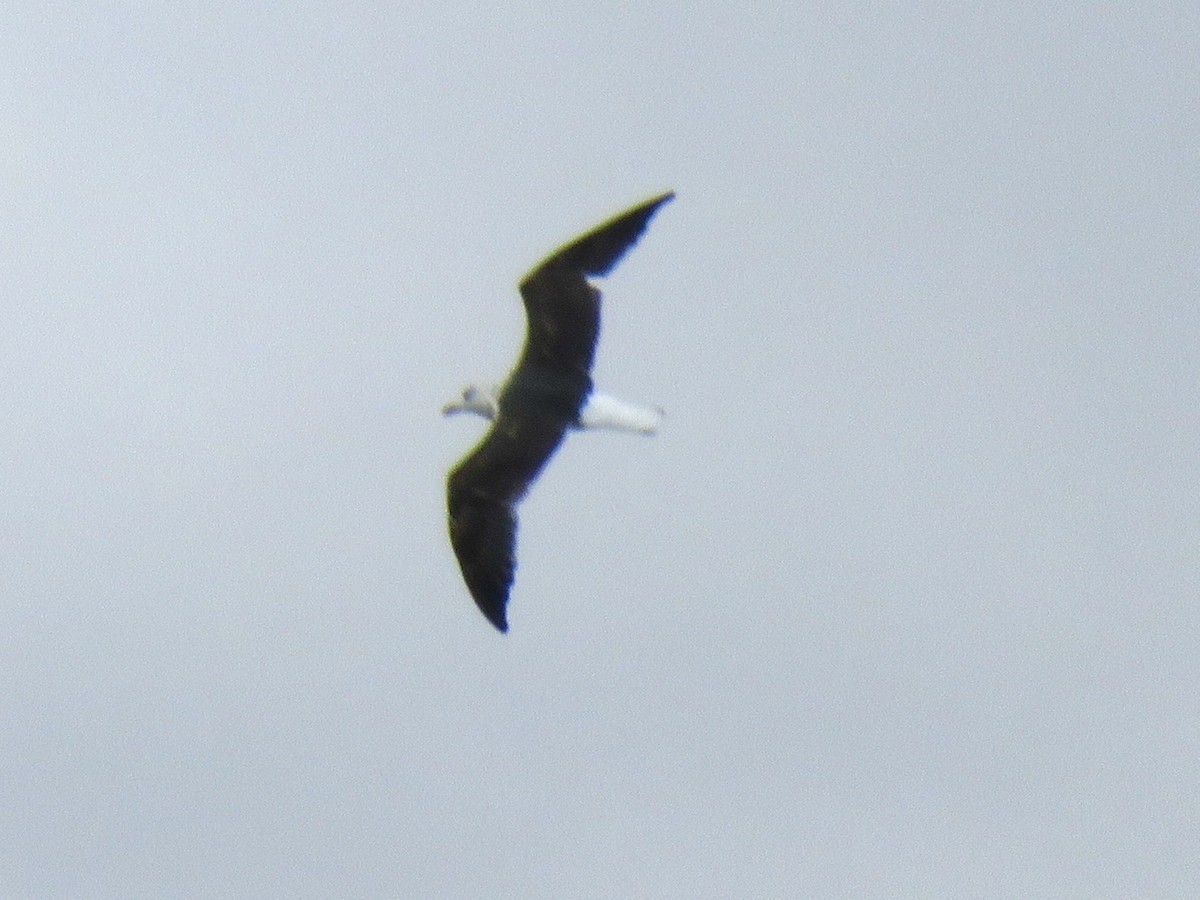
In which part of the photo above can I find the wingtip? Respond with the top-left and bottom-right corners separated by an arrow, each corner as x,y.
480,605 -> 509,633
551,191 -> 676,278
641,190 -> 676,219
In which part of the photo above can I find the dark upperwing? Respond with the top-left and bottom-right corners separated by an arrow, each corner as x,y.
513,191 -> 675,383
447,414 -> 566,632
447,192 -> 674,632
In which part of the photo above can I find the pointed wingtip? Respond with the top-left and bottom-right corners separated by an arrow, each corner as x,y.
480,605 -> 509,633
554,191 -> 676,278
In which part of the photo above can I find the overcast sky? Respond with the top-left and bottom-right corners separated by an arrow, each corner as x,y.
2,3 -> 1197,897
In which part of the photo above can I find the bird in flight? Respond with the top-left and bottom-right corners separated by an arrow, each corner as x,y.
443,192 -> 674,632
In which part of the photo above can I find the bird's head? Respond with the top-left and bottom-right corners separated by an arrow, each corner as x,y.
442,384 -> 499,420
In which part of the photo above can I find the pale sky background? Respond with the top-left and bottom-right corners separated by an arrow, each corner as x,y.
2,3 -> 1198,897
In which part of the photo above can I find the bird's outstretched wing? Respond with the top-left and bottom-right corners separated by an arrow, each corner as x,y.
513,191 -> 674,383
447,414 -> 566,632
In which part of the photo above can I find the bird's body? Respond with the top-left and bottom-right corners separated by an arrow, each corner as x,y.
444,384 -> 663,435
444,193 -> 673,632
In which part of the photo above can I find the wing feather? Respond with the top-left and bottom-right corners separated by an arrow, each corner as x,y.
514,192 -> 674,381
447,415 -> 567,632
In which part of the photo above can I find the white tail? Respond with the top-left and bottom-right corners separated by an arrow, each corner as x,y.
578,391 -> 663,434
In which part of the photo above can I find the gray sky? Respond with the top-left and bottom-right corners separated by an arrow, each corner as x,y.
2,3 -> 1197,896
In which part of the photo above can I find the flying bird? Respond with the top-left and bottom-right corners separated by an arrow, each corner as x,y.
443,192 -> 674,632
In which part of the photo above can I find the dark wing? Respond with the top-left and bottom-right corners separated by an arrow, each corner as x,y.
447,414 -> 568,632
514,192 -> 674,380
